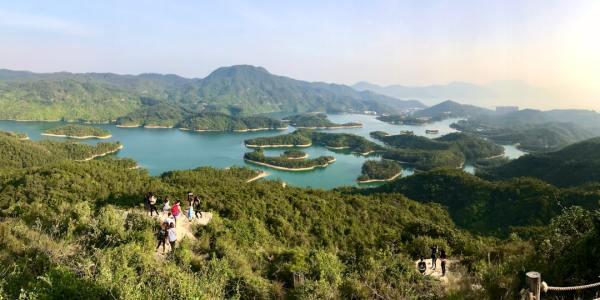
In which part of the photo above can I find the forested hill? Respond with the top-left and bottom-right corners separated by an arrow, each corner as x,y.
479,137 -> 600,187
413,100 -> 495,119
0,66 -> 424,123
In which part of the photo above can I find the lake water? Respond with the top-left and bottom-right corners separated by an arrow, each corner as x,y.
0,114 -> 525,189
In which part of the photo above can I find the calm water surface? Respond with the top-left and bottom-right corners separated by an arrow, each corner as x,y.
0,114 -> 525,189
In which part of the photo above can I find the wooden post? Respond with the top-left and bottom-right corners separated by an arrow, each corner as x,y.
526,271 -> 541,300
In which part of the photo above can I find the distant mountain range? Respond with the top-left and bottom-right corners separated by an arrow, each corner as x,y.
352,80 -> 555,108
0,65 -> 425,123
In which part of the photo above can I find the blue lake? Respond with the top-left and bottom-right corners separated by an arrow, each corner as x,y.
0,114 -> 525,189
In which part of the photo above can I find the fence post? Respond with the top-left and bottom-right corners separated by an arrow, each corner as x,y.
526,271 -> 541,300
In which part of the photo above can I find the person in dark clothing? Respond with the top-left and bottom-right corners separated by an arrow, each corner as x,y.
418,257 -> 427,274
440,249 -> 447,276
431,245 -> 438,270
156,223 -> 168,253
193,195 -> 202,218
148,192 -> 159,217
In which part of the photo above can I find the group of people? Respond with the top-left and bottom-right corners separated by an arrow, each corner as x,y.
144,191 -> 205,253
417,245 -> 447,276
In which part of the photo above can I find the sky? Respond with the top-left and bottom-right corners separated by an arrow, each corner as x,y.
0,0 -> 599,110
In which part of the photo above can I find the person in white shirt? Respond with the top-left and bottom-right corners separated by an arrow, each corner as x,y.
167,223 -> 177,250
162,197 -> 171,217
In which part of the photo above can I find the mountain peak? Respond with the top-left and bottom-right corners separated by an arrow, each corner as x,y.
207,65 -> 271,78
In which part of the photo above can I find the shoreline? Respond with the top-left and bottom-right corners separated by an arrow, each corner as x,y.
116,124 -> 141,128
41,133 -> 113,139
357,171 -> 402,184
143,125 -> 174,129
294,124 -> 363,129
245,142 -> 312,148
284,153 -> 309,160
246,171 -> 269,183
180,127 -> 289,133
244,157 -> 336,171
75,144 -> 124,162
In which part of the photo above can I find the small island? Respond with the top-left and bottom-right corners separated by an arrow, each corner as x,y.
357,160 -> 402,183
42,124 -> 112,139
284,113 -> 362,129
281,149 -> 308,159
244,149 -> 335,171
376,115 -> 431,125
245,131 -> 313,148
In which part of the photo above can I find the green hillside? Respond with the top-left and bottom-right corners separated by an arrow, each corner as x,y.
0,66 -> 423,123
480,137 -> 600,187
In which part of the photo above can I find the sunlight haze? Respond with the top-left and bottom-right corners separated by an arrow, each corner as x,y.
1,0 -> 598,110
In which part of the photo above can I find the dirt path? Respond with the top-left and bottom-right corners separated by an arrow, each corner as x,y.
415,258 -> 460,287
154,211 -> 213,256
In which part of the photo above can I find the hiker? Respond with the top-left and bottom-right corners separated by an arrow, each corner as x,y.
144,192 -> 151,213
171,201 -> 181,225
187,204 -> 194,221
162,197 -> 171,216
167,222 -> 177,250
187,192 -> 194,207
156,223 -> 168,253
431,245 -> 438,270
148,192 -> 159,217
418,257 -> 427,275
440,249 -> 447,276
193,195 -> 202,218
163,212 -> 175,227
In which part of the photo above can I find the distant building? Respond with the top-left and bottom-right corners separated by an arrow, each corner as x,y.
496,106 -> 519,114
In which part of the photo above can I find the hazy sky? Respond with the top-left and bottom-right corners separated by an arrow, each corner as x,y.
1,1 -> 599,109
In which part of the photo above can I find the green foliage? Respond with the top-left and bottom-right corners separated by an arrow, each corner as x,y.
244,149 -> 334,170
376,114 -> 431,125
245,131 -> 312,147
282,149 -> 307,159
366,169 -> 600,236
452,119 -> 595,152
481,137 -> 600,187
285,113 -> 360,128
0,65 -> 417,123
179,112 -> 284,131
43,124 -> 111,138
0,134 -> 122,168
357,160 -> 401,182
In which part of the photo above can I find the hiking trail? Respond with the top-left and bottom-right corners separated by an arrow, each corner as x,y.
415,258 -> 460,287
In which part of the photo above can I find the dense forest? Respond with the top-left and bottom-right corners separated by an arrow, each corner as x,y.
244,149 -> 335,170
376,115 -> 431,125
43,124 -> 112,138
371,132 -> 504,171
0,133 -> 122,168
0,66 -> 422,123
245,130 -> 383,155
281,149 -> 307,159
284,113 -> 362,128
479,137 -> 600,187
357,160 -> 402,182
452,119 -> 595,152
0,131 -> 599,298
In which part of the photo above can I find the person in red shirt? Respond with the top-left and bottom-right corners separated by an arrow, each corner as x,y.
170,201 -> 181,225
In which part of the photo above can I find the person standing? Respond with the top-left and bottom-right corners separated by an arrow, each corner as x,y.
156,223 -> 168,253
162,197 -> 171,217
418,257 -> 427,275
193,195 -> 202,219
430,245 -> 438,270
148,193 -> 159,217
167,223 -> 177,251
440,249 -> 447,276
171,201 -> 181,225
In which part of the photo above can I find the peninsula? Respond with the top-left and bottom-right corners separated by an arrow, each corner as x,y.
42,124 -> 112,139
357,160 -> 402,183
